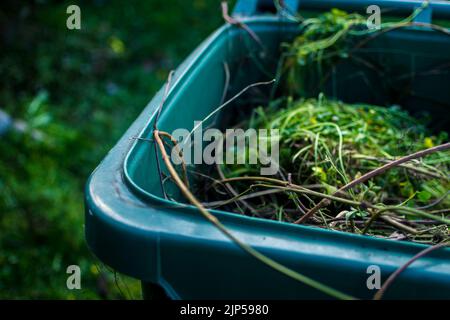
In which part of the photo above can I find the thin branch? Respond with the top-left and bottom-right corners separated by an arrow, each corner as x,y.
352,21 -> 450,54
415,191 -> 450,210
380,216 -> 418,235
158,130 -> 190,188
373,241 -> 449,300
203,189 -> 284,208
295,142 -> 450,224
154,71 -> 175,130
274,0 -> 304,22
186,79 -> 275,142
152,70 -> 175,199
219,176 -> 450,225
204,62 -> 232,131
220,62 -> 231,105
216,127 -> 261,216
221,1 -> 265,50
216,162 -> 260,216
153,129 -> 355,300
351,154 -> 447,180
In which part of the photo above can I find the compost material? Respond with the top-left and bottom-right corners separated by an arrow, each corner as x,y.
195,6 -> 450,245
208,96 -> 449,244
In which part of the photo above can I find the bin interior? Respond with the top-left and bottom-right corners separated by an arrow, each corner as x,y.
125,17 -> 450,213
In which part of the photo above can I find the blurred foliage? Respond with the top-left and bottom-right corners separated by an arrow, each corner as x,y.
0,0 -> 227,298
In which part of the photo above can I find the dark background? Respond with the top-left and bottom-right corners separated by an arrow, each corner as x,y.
0,0 -> 231,299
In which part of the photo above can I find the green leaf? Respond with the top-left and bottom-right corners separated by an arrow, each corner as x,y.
417,190 -> 432,202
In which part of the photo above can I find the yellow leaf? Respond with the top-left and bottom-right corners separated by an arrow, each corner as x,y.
424,137 -> 434,148
90,264 -> 99,275
109,36 -> 125,55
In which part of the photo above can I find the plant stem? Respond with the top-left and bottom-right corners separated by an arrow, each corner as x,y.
295,142 -> 450,224
373,241 -> 449,300
154,129 -> 355,300
152,70 -> 175,199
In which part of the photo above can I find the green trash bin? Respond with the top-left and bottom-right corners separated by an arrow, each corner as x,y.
85,0 -> 450,299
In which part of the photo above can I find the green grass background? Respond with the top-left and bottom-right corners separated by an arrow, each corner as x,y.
0,0 -> 229,299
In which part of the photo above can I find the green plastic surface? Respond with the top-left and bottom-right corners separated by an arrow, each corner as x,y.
85,16 -> 450,299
